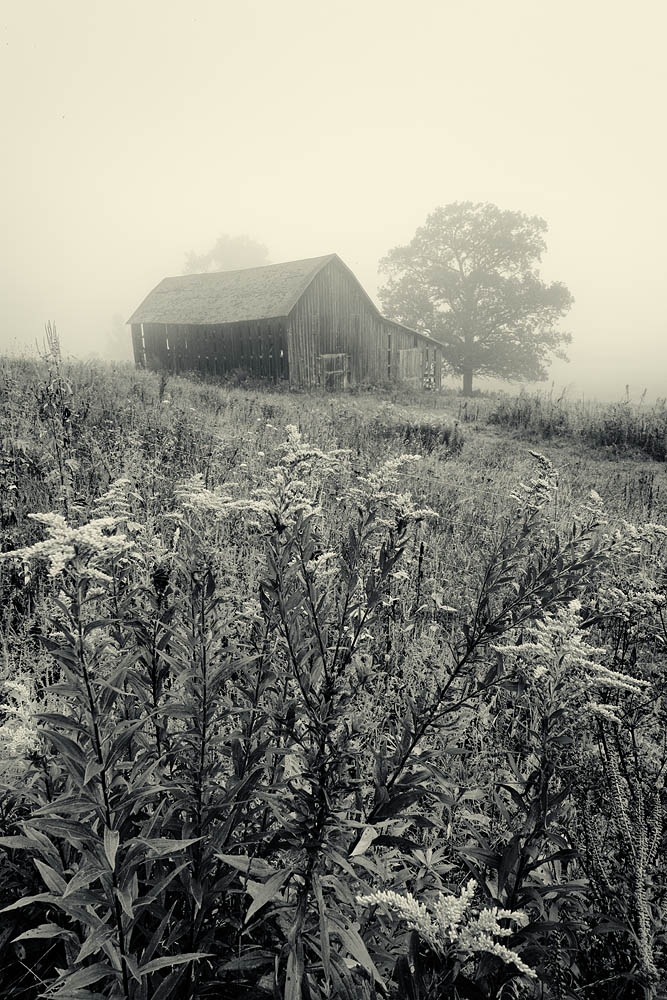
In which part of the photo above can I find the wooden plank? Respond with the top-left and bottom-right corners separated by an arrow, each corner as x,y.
131,324 -> 144,367
399,347 -> 423,387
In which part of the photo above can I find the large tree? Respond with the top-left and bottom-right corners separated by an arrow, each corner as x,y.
379,202 -> 573,394
184,233 -> 269,274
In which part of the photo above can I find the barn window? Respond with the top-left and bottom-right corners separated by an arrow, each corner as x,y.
387,332 -> 392,378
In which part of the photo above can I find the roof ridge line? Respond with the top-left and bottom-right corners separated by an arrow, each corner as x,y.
163,252 -> 337,282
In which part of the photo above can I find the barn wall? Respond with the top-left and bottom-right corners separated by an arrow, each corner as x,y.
286,258 -> 440,388
131,324 -> 144,367
136,321 -> 289,381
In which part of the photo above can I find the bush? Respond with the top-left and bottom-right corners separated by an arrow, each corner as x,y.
487,390 -> 667,460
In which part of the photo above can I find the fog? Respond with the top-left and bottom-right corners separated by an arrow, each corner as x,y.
2,0 -> 665,401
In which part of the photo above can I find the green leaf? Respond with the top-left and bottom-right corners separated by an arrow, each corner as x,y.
284,948 -> 303,1000
36,713 -> 88,735
124,953 -> 142,983
116,886 -> 134,918
219,950 -> 275,972
135,862 -> 190,910
83,760 -> 105,786
64,867 -> 104,898
313,874 -> 331,985
150,967 -> 189,1000
349,826 -> 377,857
139,903 -> 177,964
139,837 -> 202,857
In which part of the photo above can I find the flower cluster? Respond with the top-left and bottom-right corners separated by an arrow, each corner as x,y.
93,476 -> 145,533
357,881 -> 534,978
280,424 -> 349,475
347,454 -> 439,529
0,678 -> 40,778
174,475 -> 236,517
492,600 -> 647,703
510,451 -> 558,513
0,512 -> 133,578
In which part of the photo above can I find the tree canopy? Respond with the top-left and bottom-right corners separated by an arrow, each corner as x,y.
379,202 -> 573,394
184,233 -> 270,274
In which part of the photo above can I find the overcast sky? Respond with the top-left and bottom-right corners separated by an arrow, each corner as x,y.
2,0 -> 665,399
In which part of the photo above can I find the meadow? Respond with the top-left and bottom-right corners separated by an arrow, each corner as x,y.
0,351 -> 666,1000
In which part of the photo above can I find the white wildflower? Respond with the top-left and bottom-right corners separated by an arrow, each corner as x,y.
358,881 -> 535,979
492,601 -> 646,713
0,513 -> 132,577
0,678 -> 40,772
356,889 -> 440,952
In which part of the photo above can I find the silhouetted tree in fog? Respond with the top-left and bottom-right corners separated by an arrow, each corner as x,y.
183,234 -> 270,274
379,202 -> 573,395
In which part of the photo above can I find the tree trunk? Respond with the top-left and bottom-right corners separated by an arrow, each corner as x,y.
462,324 -> 475,396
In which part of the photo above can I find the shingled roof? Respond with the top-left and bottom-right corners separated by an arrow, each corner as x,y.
127,253 -> 441,348
127,254 -> 337,326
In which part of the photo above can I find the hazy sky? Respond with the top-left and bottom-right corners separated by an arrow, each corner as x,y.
2,0 -> 666,399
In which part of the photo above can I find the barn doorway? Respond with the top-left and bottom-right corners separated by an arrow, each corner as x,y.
319,353 -> 350,390
398,347 -> 424,388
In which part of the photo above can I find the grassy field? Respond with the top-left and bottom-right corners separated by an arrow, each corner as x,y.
0,355 -> 666,999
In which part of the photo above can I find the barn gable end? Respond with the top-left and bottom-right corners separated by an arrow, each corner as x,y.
286,256 -> 441,389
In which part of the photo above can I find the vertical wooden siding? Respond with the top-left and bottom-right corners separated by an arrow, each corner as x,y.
131,325 -> 145,367
136,321 -> 289,381
286,258 -> 441,388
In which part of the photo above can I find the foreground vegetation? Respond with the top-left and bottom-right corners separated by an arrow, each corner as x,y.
1,353 -> 666,999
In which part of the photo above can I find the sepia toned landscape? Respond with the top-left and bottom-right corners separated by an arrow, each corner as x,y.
1,349 -> 666,998
2,2 -> 666,998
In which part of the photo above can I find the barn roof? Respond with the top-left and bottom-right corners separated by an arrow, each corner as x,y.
127,253 -> 442,348
127,255 -> 337,326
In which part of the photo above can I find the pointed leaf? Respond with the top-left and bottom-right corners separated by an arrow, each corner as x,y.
349,827 -> 377,858
34,859 -> 67,894
103,828 -> 120,871
245,868 -> 293,924
137,952 -> 212,976
0,891 -> 56,912
76,924 -> 115,964
216,852 -> 277,878
64,868 -> 103,898
54,962 -> 110,990
13,923 -> 69,942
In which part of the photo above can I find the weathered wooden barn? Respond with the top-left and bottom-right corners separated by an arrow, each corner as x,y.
127,254 -> 442,390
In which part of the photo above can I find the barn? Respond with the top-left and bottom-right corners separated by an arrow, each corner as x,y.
127,253 -> 442,390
